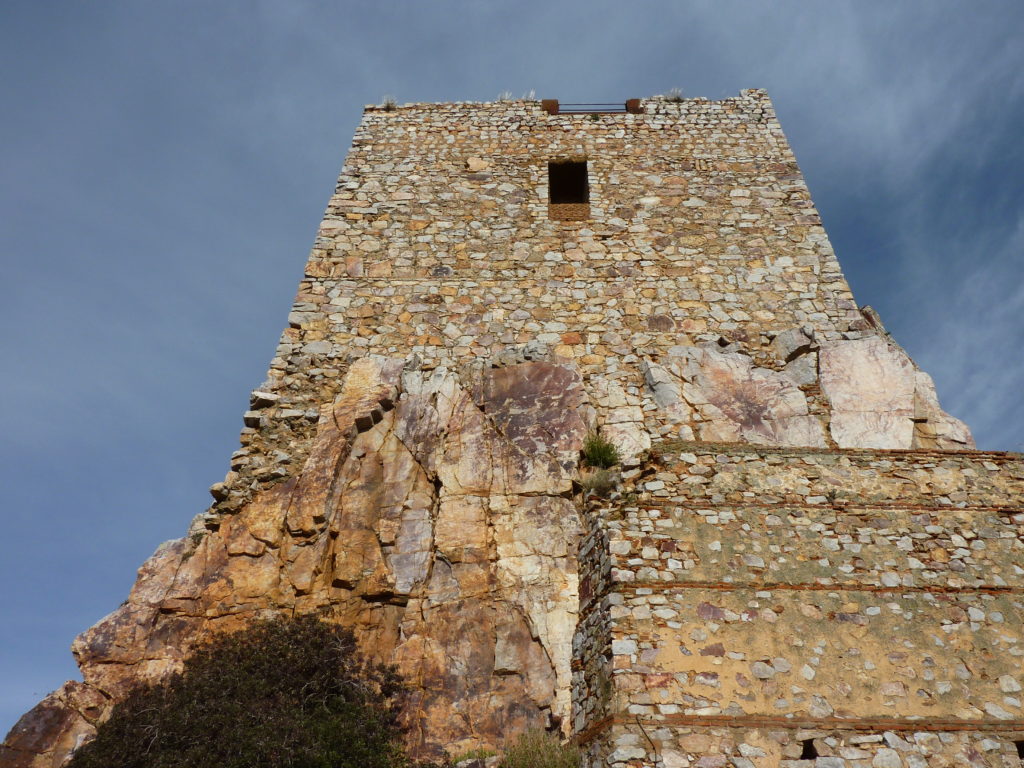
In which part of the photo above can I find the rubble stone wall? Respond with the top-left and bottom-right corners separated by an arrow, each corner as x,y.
574,444 -> 1024,767
583,724 -> 1024,768
217,91 -> 867,520
2,92 -> 996,768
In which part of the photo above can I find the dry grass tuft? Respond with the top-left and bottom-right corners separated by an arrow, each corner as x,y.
501,730 -> 581,768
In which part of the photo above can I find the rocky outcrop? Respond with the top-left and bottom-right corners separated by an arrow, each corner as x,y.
0,684 -> 103,768
644,344 -> 826,447
3,333 -> 976,767
819,335 -> 973,449
642,331 -> 973,451
3,357 -> 588,765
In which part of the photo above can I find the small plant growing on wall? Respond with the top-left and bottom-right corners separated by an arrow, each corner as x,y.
582,432 -> 620,469
579,468 -> 616,498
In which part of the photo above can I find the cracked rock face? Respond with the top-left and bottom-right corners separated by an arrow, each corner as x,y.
3,358 -> 587,766
818,335 -> 973,450
662,344 -> 825,447
641,332 -> 972,451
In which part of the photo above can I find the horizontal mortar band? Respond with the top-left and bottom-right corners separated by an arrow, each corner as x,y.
613,580 -> 1023,596
579,579 -> 1023,617
573,713 -> 1024,745
629,499 -> 1023,514
650,441 -> 1021,461
299,274 -> 842,285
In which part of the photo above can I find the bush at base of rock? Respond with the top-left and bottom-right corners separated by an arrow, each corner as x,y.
66,614 -> 413,768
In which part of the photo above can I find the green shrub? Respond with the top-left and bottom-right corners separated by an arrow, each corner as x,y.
501,730 -> 581,768
67,614 -> 411,768
581,432 -> 620,469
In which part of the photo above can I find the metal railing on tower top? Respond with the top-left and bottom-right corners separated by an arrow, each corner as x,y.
541,99 -> 643,115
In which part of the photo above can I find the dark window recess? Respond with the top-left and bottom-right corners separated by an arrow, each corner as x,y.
1015,740 -> 1024,759
549,161 -> 589,204
799,740 -> 818,760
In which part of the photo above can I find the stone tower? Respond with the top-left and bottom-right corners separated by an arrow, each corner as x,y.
4,92 -> 1023,768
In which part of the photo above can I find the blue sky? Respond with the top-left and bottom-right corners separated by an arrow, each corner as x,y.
2,1 -> 1022,735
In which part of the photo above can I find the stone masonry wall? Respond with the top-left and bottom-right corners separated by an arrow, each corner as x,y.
2,92 -> 992,768
211,91 -> 867,522
574,443 -> 1024,767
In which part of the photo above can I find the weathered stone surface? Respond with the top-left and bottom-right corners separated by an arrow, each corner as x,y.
912,370 -> 975,449
820,335 -> 974,449
769,326 -> 815,362
643,332 -> 973,455
576,444 -> 1024,768
10,358 -> 588,764
590,375 -> 653,462
0,682 -> 105,768
656,345 -> 827,447
819,335 -> 917,448
641,360 -> 695,440
782,351 -> 817,387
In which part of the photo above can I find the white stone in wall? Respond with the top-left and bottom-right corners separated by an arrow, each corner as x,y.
650,345 -> 826,448
641,360 -> 694,433
819,335 -> 973,449
819,335 -> 916,448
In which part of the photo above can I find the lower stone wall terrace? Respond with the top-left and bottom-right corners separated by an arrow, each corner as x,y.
574,443 -> 1024,767
596,584 -> 1023,722
647,442 -> 1023,509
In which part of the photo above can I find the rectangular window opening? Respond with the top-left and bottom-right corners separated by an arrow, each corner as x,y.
548,160 -> 590,221
549,160 -> 588,203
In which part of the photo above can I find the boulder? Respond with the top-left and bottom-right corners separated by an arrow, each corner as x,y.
650,345 -> 826,448
820,335 -> 973,449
